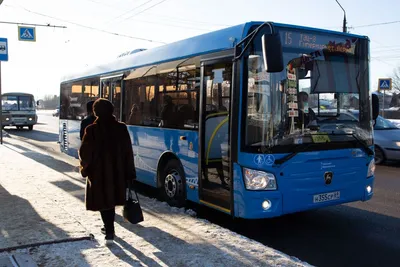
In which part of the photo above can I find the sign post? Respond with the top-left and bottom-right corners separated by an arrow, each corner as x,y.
0,37 -> 8,144
378,78 -> 392,118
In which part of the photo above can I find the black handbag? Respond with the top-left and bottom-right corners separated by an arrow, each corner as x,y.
123,186 -> 144,224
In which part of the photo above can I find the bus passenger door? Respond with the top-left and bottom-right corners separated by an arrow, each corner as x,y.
199,60 -> 232,213
101,76 -> 123,121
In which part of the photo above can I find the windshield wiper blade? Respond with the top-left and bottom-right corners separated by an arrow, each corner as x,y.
274,143 -> 314,166
328,131 -> 374,156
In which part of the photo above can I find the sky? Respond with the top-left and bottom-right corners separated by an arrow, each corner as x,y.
0,0 -> 399,100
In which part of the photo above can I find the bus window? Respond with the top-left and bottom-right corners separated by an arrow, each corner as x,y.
60,78 -> 99,120
124,76 -> 158,127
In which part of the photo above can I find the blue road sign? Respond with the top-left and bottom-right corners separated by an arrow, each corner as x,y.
378,78 -> 392,91
0,38 -> 8,61
18,26 -> 36,42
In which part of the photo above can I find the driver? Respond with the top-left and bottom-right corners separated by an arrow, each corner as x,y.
297,91 -> 317,127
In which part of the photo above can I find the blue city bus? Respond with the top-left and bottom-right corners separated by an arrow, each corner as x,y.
59,21 -> 379,219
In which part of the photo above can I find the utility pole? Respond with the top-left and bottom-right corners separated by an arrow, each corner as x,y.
335,0 -> 347,33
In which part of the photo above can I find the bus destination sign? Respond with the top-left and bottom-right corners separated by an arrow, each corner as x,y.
280,30 -> 357,54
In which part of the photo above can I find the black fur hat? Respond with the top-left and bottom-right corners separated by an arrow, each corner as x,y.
93,98 -> 114,118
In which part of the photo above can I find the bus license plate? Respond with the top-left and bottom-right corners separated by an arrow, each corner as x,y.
313,191 -> 340,203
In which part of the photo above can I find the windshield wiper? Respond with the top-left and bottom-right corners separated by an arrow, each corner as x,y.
327,131 -> 374,156
274,132 -> 373,166
349,133 -> 374,156
273,143 -> 314,166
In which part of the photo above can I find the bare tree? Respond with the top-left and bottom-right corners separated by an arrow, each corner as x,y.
391,66 -> 400,93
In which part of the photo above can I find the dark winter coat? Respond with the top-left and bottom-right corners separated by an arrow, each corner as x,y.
79,116 -> 136,211
80,114 -> 96,140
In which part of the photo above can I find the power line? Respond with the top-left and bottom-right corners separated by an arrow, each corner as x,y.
0,21 -> 66,28
106,0 -> 155,24
143,13 -> 233,27
373,48 -> 400,54
124,0 -> 169,21
326,20 -> 400,31
352,20 -> 400,29
83,0 -> 114,6
8,4 -> 167,44
129,18 -> 215,31
373,55 -> 400,60
371,57 -> 396,66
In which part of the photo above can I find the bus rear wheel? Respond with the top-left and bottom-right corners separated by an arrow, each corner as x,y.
160,159 -> 186,207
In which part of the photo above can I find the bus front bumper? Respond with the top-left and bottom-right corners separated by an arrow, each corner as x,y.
235,176 -> 375,219
2,118 -> 37,127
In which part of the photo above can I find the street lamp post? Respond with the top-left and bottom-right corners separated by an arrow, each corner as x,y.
335,0 -> 347,33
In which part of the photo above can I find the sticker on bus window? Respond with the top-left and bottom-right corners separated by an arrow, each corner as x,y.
288,102 -> 298,109
287,73 -> 296,81
311,133 -> 330,143
254,154 -> 265,165
287,88 -> 297,95
287,80 -> 297,88
287,95 -> 297,102
288,110 -> 299,117
294,138 -> 303,145
264,154 -> 275,166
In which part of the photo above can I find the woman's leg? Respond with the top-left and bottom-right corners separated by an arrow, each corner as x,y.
100,208 -> 115,238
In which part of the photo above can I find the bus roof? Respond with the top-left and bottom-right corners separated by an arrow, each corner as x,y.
2,92 -> 35,97
61,21 -> 367,83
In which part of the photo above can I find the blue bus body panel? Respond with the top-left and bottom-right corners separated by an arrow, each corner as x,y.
126,126 -> 200,203
235,149 -> 374,219
60,121 -> 201,203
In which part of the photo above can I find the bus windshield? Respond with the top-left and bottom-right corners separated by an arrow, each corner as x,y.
2,95 -> 35,111
244,29 -> 372,154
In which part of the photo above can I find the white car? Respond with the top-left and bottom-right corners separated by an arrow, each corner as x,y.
388,119 -> 400,128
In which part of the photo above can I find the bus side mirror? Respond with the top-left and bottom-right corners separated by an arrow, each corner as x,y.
372,94 -> 379,120
36,101 -> 40,106
262,33 -> 284,73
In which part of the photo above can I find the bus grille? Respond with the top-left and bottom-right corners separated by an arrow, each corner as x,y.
62,122 -> 68,151
12,115 -> 28,118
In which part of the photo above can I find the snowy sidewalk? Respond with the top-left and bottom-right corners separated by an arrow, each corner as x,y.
0,137 -> 311,267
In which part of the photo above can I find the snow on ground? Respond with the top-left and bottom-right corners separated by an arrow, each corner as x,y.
0,193 -> 312,267
0,132 -> 313,267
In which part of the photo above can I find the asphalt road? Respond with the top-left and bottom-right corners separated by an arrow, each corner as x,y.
4,112 -> 400,267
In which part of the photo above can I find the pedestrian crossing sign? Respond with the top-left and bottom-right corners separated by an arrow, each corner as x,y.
378,78 -> 392,91
18,26 -> 36,42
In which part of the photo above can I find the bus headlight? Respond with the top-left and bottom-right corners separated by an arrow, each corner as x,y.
243,168 -> 277,190
5,117 -> 10,121
367,159 -> 375,178
29,118 -> 33,121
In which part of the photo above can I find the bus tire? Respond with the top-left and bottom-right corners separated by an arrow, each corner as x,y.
160,159 -> 186,207
28,125 -> 33,131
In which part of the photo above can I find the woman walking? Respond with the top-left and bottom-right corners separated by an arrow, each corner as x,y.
79,98 -> 136,244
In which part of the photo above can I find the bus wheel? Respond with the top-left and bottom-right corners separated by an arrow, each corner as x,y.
160,159 -> 186,207
28,125 -> 33,131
